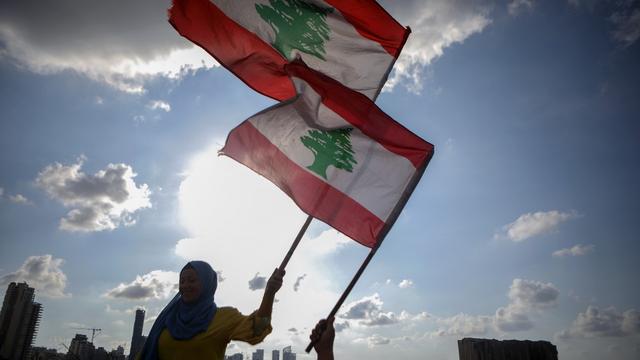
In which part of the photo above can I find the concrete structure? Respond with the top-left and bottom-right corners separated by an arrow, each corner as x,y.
0,282 -> 42,360
128,308 -> 145,360
225,353 -> 243,360
271,349 -> 279,360
282,346 -> 296,360
458,338 -> 558,360
251,349 -> 264,360
68,333 -> 95,360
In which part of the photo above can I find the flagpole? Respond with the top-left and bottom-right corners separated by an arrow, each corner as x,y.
305,157 -> 430,353
304,245 -> 379,353
279,215 -> 313,270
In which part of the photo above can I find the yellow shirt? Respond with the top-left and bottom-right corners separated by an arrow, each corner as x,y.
158,307 -> 272,360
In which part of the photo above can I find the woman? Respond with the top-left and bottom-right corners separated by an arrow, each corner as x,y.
139,261 -> 284,360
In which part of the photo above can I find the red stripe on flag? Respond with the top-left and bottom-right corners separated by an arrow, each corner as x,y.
222,121 -> 384,248
286,62 -> 434,168
169,0 -> 295,101
324,0 -> 409,58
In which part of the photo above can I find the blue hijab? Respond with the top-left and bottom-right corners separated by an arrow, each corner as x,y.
140,261 -> 218,360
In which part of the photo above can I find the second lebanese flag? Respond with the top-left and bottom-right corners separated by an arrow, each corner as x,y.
221,63 -> 433,248
169,0 -> 409,101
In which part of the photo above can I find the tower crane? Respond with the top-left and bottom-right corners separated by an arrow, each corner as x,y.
71,327 -> 102,343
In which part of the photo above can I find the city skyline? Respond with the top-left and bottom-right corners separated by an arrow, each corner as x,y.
1,1 -> 639,359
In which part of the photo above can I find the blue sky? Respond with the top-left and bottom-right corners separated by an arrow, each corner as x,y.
1,0 -> 639,359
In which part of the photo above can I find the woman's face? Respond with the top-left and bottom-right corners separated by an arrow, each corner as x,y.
179,267 -> 203,304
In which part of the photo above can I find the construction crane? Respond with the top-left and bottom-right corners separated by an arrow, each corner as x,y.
59,343 -> 81,360
71,327 -> 102,343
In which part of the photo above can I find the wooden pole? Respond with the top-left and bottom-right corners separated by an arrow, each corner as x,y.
279,215 -> 313,270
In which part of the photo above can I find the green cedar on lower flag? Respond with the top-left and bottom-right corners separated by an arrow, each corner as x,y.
221,62 -> 434,248
169,0 -> 410,101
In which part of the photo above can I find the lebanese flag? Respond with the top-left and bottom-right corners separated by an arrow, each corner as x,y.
221,62 -> 433,248
169,0 -> 410,101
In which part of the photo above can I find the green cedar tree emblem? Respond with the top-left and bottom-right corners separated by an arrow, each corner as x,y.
300,128 -> 357,179
255,0 -> 333,61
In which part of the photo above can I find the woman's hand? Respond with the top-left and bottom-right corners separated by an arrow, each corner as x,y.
265,268 -> 285,296
256,267 -> 286,320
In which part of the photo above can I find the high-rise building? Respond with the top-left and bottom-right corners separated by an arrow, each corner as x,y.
282,346 -> 296,360
271,349 -> 279,360
128,308 -> 145,360
225,353 -> 243,360
0,282 -> 42,360
252,348 -> 264,360
68,333 -> 95,360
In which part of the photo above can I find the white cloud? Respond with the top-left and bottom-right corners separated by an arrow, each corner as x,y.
494,279 -> 559,332
104,270 -> 178,301
147,100 -> 171,112
552,244 -> 595,257
508,278 -> 559,310
358,334 -> 391,347
611,6 -> 640,47
8,193 -> 32,205
398,279 -> 413,289
35,156 -> 151,232
0,0 -> 218,93
557,306 -> 640,339
383,1 -> 492,93
494,306 -> 533,332
340,293 -> 426,327
432,313 -> 491,337
0,254 -> 70,298
508,0 -> 535,16
431,278 -> 559,335
497,210 -> 577,242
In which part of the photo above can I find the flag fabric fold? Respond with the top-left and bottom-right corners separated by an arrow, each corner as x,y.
221,64 -> 433,248
169,0 -> 410,101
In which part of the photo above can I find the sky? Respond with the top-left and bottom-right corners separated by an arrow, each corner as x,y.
1,0 -> 639,359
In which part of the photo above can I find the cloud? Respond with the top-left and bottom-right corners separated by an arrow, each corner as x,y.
104,270 -> 178,300
0,0 -> 218,93
0,254 -> 70,298
557,306 -> 640,339
508,278 -> 559,310
610,6 -> 640,47
497,210 -> 577,242
8,194 -> 32,205
147,100 -> 171,112
248,273 -> 267,291
334,321 -> 350,333
364,334 -> 391,347
430,278 -> 559,335
508,0 -> 535,16
431,313 -> 491,337
398,279 -> 414,289
383,1 -> 492,93
493,279 -> 559,332
494,306 -> 534,332
0,187 -> 4,197
340,293 -> 426,327
35,156 -> 151,232
293,274 -> 307,292
552,244 -> 595,257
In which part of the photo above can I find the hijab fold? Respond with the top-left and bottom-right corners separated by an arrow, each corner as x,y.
140,261 -> 218,360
